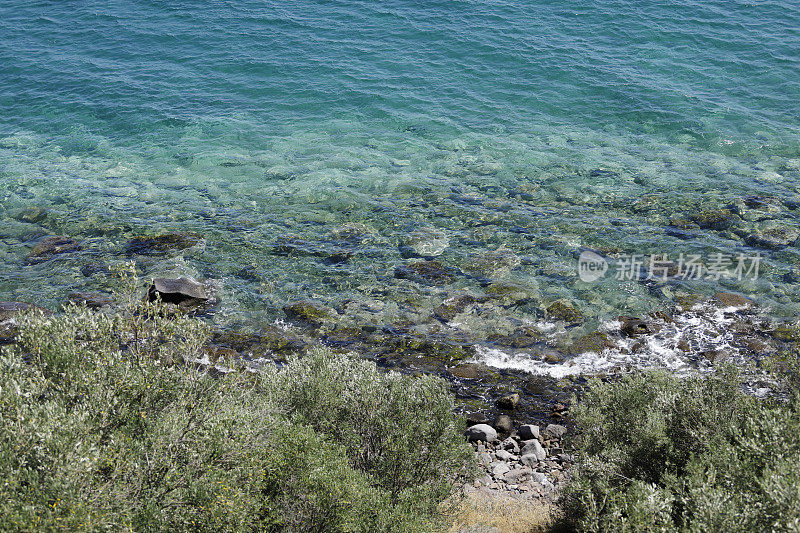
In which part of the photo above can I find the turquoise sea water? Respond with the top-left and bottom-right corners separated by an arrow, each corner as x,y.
1,1 -> 799,374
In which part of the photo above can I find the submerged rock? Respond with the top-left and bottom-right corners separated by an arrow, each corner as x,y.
394,260 -> 458,285
211,326 -> 306,357
434,294 -> 477,322
714,292 -> 756,310
488,326 -> 544,349
283,300 -> 334,324
745,223 -> 799,249
126,232 -> 204,256
26,235 -> 81,264
399,227 -> 449,258
567,332 -> 614,355
14,206 -> 49,224
484,281 -> 538,307
448,363 -> 496,380
689,208 -> 740,231
462,248 -> 520,278
496,393 -> 520,410
545,299 -> 584,325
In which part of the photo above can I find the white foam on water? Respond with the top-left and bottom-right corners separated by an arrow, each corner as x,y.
474,302 -> 751,377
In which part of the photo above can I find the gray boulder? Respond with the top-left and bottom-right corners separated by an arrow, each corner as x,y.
544,423 -> 567,440
148,277 -> 209,307
465,424 -> 498,443
521,439 -> 546,461
518,424 -> 540,440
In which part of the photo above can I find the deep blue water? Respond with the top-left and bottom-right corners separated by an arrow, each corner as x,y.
1,0 -> 799,374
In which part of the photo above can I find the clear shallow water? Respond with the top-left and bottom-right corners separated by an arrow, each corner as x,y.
1,0 -> 800,374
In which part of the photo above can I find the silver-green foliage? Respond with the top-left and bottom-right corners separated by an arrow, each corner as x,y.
565,366 -> 800,532
0,295 -> 472,531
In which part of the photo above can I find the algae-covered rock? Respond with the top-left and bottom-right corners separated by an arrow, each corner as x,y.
745,223 -> 800,249
771,323 -> 800,343
434,294 -> 477,322
714,292 -> 756,310
126,232 -> 204,256
689,208 -> 740,231
14,206 -> 49,224
448,363 -> 496,380
545,299 -> 584,325
283,300 -> 335,324
394,260 -> 458,285
485,281 -> 537,307
67,292 -> 114,309
567,331 -> 614,355
462,248 -> 520,278
487,326 -> 543,349
210,327 -> 306,358
26,235 -> 81,264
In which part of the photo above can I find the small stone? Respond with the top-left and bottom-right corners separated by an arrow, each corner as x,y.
465,424 -> 498,443
503,467 -> 530,484
518,424 -> 540,441
496,393 -> 520,410
544,424 -> 567,440
501,437 -> 520,453
492,462 -> 511,477
520,454 -> 540,468
493,414 -> 513,434
495,449 -> 515,461
531,472 -> 549,485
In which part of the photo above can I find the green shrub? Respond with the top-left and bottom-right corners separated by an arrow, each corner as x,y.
267,348 -> 475,509
564,367 -> 800,532
0,285 -> 473,531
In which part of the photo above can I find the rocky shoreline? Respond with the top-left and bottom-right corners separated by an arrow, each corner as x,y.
465,422 -> 572,501
3,222 -> 798,432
